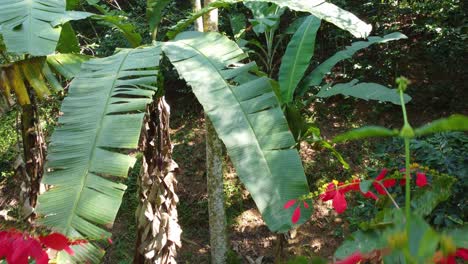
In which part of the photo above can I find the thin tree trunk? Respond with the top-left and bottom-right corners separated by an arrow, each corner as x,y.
134,97 -> 181,263
201,1 -> 228,263
18,89 -> 45,219
192,0 -> 204,32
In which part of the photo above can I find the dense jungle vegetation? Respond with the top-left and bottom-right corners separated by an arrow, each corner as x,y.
0,0 -> 467,263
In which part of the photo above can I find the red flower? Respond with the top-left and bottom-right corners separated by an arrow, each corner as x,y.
456,248 -> 468,259
284,198 -> 312,224
0,230 -> 48,264
341,179 -> 361,193
361,190 -> 378,200
283,199 -> 297,209
291,206 -> 301,224
320,182 -> 349,214
400,174 -> 411,186
332,191 -> 347,214
373,169 -> 396,195
335,252 -> 364,264
39,232 -> 74,255
435,248 -> 468,263
416,172 -> 428,187
320,183 -> 337,202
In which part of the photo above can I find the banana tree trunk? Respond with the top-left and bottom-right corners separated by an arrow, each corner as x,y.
202,1 -> 229,263
18,89 -> 45,219
134,97 -> 181,263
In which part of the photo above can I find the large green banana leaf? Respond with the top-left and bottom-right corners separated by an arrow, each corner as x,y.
316,79 -> 412,105
36,45 -> 162,263
0,0 -> 92,56
248,0 -> 371,38
168,0 -> 371,40
278,15 -> 321,104
163,32 -> 311,232
298,32 -> 408,94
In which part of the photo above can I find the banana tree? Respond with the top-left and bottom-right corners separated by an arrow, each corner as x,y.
2,0 -> 399,263
0,0 -> 140,219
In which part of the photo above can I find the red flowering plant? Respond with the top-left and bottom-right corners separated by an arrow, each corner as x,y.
283,78 -> 468,263
0,228 -> 87,264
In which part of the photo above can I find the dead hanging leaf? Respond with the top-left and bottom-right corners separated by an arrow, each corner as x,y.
167,217 -> 182,247
135,98 -> 180,263
2,65 -> 30,106
19,58 -> 51,99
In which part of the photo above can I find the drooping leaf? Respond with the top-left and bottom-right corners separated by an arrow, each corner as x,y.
333,126 -> 399,143
278,15 -> 321,104
1,64 -> 31,106
18,58 -> 51,100
316,79 -> 412,105
285,16 -> 308,34
0,1 -> 92,56
92,15 -> 142,47
414,115 -> 468,137
47,54 -> 91,80
164,31 -> 311,232
299,32 -> 408,93
147,0 -> 172,39
42,63 -> 64,92
56,23 -> 81,54
36,45 -> 162,263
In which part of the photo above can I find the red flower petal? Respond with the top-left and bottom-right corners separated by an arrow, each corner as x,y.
39,233 -> 74,255
332,191 -> 347,214
438,255 -> 456,264
416,172 -> 428,187
335,252 -> 364,264
341,179 -> 361,193
303,201 -> 310,209
320,183 -> 336,201
283,199 -> 297,209
373,181 -> 386,195
456,248 -> 468,260
362,191 -> 378,200
107,238 -> 113,244
376,168 -> 388,181
28,239 -> 49,264
383,178 -> 396,188
291,206 -> 301,224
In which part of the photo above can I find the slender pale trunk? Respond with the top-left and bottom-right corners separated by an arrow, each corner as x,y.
134,98 -> 181,263
199,1 -> 229,263
192,0 -> 204,32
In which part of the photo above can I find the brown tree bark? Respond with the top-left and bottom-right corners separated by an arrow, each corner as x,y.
17,87 -> 45,219
134,97 -> 181,263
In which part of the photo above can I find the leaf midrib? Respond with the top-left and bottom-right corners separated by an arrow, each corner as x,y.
172,40 -> 277,203
64,50 -> 131,235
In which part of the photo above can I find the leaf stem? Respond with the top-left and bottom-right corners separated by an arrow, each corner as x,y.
376,181 -> 400,209
404,137 -> 411,225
